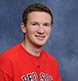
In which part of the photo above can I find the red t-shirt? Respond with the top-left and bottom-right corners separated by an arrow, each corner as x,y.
0,43 -> 62,81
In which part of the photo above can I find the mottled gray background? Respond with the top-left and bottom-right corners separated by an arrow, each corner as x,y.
0,0 -> 78,81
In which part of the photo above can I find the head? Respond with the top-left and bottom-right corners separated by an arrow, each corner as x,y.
21,3 -> 53,48
22,3 -> 53,25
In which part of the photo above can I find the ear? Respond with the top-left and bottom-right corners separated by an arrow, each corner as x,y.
21,22 -> 26,33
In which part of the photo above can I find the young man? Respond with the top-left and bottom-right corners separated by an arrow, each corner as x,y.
0,3 -> 62,81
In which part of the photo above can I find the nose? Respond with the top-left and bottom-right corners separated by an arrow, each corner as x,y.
37,25 -> 44,34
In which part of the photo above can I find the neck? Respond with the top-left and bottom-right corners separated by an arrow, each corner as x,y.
21,41 -> 43,57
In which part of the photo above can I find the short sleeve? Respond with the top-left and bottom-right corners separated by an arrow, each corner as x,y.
0,54 -> 13,81
0,69 -> 12,81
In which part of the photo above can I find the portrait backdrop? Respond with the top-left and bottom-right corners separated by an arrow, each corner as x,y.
0,0 -> 78,81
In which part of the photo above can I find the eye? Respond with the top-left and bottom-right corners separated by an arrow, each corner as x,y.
32,23 -> 36,26
43,23 -> 51,27
31,22 -> 38,26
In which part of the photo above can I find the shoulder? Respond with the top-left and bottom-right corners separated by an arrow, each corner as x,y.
0,43 -> 21,57
42,50 -> 60,70
0,43 -> 21,66
42,49 -> 58,64
0,43 -> 22,65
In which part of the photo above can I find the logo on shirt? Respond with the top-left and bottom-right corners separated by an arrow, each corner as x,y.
21,72 -> 53,81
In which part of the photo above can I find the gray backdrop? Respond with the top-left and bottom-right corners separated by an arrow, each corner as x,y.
0,0 -> 78,81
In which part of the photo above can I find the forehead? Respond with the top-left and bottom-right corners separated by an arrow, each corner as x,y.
27,11 -> 51,23
28,11 -> 51,17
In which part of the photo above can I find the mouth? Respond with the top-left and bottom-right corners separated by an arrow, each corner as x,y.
35,35 -> 45,40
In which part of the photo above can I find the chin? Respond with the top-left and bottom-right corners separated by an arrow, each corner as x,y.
35,43 -> 46,47
33,40 -> 47,47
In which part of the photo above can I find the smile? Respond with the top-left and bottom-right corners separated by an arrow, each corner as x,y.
35,35 -> 45,40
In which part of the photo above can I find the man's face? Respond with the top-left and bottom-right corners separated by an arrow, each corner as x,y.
22,11 -> 52,48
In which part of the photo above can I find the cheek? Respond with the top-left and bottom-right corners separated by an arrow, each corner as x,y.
27,28 -> 36,35
45,28 -> 51,35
